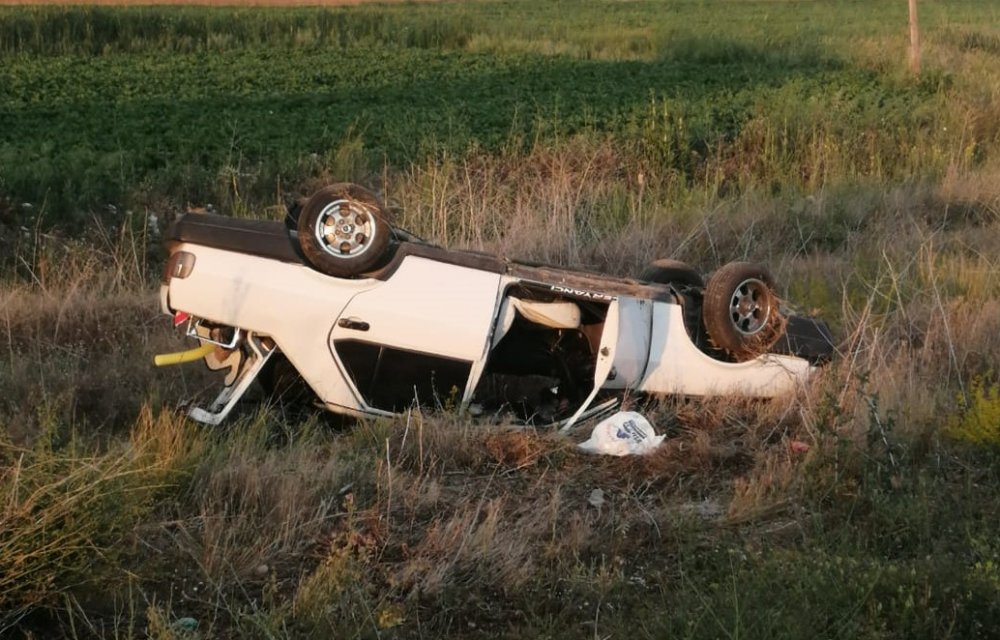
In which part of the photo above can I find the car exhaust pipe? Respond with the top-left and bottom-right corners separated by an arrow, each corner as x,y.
153,343 -> 216,367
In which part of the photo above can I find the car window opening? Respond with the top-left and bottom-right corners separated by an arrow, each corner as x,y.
334,340 -> 472,412
474,285 -> 611,424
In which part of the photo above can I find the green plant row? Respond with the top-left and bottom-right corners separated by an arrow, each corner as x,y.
0,46 -> 966,225
0,0 -> 998,227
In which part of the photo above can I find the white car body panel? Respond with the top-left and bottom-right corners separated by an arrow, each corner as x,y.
638,302 -> 810,396
603,297 -> 653,390
166,243 -> 364,410
331,257 -> 502,360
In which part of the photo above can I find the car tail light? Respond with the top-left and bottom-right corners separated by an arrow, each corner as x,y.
162,251 -> 196,284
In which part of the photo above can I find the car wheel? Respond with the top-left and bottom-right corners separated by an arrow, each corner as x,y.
297,183 -> 393,278
703,262 -> 784,361
639,258 -> 704,288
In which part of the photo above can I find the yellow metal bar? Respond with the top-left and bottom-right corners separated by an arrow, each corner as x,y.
153,343 -> 215,367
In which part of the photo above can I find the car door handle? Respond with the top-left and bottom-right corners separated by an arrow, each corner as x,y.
337,318 -> 370,332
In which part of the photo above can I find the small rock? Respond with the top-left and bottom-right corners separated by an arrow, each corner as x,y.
254,564 -> 269,577
588,488 -> 605,510
171,617 -> 198,633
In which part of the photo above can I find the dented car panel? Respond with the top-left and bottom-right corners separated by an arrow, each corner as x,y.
159,211 -> 831,426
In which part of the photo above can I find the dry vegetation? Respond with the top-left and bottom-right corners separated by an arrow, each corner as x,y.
4,143 -> 1000,637
4,1 -> 1000,637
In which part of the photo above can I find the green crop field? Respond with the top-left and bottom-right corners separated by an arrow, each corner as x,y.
3,1 -> 1000,638
2,1 -> 998,224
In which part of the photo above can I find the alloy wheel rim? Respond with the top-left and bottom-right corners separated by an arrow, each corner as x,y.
728,278 -> 772,335
315,198 -> 377,259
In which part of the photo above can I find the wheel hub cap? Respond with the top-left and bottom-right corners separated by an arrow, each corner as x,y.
315,199 -> 377,259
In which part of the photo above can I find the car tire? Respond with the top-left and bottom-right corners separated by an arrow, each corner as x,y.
639,258 -> 704,288
703,262 -> 784,361
297,183 -> 393,278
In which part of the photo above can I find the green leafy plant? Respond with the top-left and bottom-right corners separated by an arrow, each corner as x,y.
948,377 -> 1000,447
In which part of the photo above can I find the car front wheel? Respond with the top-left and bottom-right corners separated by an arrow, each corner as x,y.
703,262 -> 784,361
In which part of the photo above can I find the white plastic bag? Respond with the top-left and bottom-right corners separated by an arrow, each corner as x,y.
577,411 -> 664,456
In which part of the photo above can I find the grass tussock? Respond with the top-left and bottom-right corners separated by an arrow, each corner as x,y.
0,408 -> 197,632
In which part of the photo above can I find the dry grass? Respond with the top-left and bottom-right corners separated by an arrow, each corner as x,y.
0,408 -> 198,630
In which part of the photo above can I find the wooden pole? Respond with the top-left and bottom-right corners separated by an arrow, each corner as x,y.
909,0 -> 921,74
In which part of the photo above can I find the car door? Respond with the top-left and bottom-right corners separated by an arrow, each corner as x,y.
560,298 -> 619,430
329,256 -> 503,412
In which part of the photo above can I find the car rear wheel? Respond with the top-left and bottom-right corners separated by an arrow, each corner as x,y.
639,258 -> 704,288
703,262 -> 784,361
297,183 -> 393,278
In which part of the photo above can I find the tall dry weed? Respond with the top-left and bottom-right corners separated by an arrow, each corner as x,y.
0,407 -> 195,631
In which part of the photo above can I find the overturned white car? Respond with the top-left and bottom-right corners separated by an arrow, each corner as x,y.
157,184 -> 834,427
